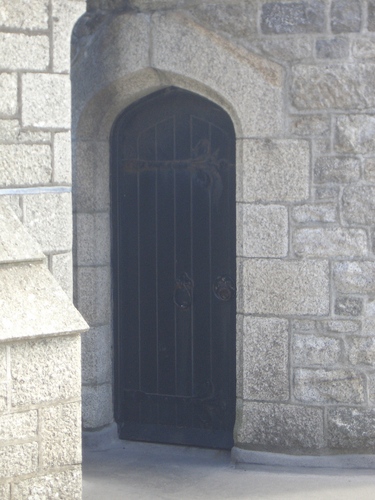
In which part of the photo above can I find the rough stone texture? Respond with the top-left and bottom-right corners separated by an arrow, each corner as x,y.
0,263 -> 86,342
315,186 -> 340,201
316,37 -> 349,59
0,34 -> 49,71
152,11 -> 283,138
82,325 -> 112,385
314,157 -> 361,184
342,185 -> 375,225
364,319 -> 375,336
54,132 -> 72,184
238,402 -> 324,451
51,252 -> 73,298
41,402 -> 81,467
291,65 -> 375,110
325,320 -> 360,334
328,408 -> 375,451
0,0 -> 49,30
0,484 -> 9,499
335,297 -> 363,317
0,411 -> 37,442
330,0 -> 361,33
242,139 -> 309,203
370,0 -> 375,31
0,120 -> 50,144
237,204 -> 288,258
242,259 -> 329,316
290,114 -> 330,137
348,337 -> 375,365
353,38 -> 375,60
250,36 -> 312,62
0,346 -> 5,378
0,383 -> 7,413
0,145 -> 52,187
23,193 -> 72,253
0,443 -> 38,479
293,335 -> 342,367
364,158 -> 375,183
0,200 -> 44,264
292,320 -> 317,333
13,468 -> 82,500
53,0 -> 86,73
0,73 -> 17,116
294,368 -> 365,404
22,73 -> 71,128
76,266 -> 111,325
335,115 -> 375,154
291,204 -> 337,223
334,261 -> 375,294
82,383 -> 113,429
293,228 -> 367,258
242,317 -> 289,402
10,335 -> 81,406
75,212 -> 110,266
261,1 -> 325,34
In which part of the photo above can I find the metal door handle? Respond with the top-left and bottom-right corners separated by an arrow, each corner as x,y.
213,276 -> 236,301
174,273 -> 194,310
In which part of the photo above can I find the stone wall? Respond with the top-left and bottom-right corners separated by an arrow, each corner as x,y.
72,0 -> 375,457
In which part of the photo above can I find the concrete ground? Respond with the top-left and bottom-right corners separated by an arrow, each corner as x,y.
83,440 -> 375,500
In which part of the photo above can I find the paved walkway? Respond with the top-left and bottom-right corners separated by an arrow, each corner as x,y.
83,441 -> 375,499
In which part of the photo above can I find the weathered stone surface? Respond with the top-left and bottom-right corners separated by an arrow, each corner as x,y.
0,145 -> 52,187
0,383 -> 7,413
342,185 -> 375,225
316,37 -> 349,59
0,199 -> 44,264
242,139 -> 309,202
364,158 -> 375,183
294,368 -> 365,404
0,73 -> 17,116
0,346 -> 5,378
237,204 -> 288,258
348,337 -> 375,365
0,34 -> 49,71
189,3 -> 257,39
368,373 -> 375,403
334,261 -> 375,294
82,383 -> 112,429
0,120 -> 50,143
363,319 -> 375,336
23,193 -> 72,253
292,204 -> 337,223
335,115 -> 375,154
152,12 -> 283,138
370,0 -> 375,31
314,157 -> 360,184
242,260 -> 329,316
53,0 -> 86,73
22,73 -> 71,128
293,335 -> 342,366
315,186 -> 340,201
11,335 -> 81,406
76,266 -> 111,325
292,320 -> 316,333
290,114 -> 330,137
261,1 -> 325,34
238,402 -> 324,451
243,317 -> 289,401
328,408 -> 375,451
73,141 -> 110,212
82,325 -> 112,384
76,212 -> 110,266
325,320 -> 360,334
292,65 -> 375,110
353,38 -> 375,59
41,402 -> 81,467
54,132 -> 72,184
51,252 -> 73,298
0,411 -> 37,442
0,484 -> 9,499
0,0 -> 49,29
293,228 -> 367,258
335,297 -> 363,317
331,0 -> 361,33
13,467 -> 82,500
314,137 -> 330,155
0,263 -> 87,342
0,443 -> 38,479
251,36 -> 312,61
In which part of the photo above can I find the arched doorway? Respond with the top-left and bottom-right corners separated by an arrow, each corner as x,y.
111,87 -> 236,449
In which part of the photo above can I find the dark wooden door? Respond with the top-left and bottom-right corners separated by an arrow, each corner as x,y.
111,88 -> 236,449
